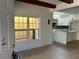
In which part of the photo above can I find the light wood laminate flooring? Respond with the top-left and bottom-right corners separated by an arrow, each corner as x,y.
18,41 -> 79,59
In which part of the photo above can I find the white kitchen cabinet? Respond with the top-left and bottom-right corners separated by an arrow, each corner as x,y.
67,32 -> 77,42
54,30 -> 67,45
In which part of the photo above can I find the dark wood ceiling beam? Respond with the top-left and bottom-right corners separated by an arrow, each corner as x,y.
59,0 -> 73,4
16,0 -> 56,8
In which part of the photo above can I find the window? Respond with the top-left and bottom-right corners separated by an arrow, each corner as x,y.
14,16 -> 40,40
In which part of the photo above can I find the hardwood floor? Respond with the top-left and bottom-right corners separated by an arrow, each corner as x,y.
18,41 -> 79,59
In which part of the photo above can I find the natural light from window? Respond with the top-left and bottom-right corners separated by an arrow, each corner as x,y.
14,16 -> 40,40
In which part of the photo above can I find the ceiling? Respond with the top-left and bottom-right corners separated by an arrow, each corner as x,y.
17,0 -> 73,8
59,6 -> 79,14
38,0 -> 62,5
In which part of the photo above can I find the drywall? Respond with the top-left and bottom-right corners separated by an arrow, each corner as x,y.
14,1 -> 53,52
0,0 -> 14,59
73,14 -> 79,20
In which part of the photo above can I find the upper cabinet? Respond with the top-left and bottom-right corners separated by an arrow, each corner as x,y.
53,12 -> 72,26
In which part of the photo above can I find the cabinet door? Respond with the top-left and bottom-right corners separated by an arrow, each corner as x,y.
67,32 -> 77,42
71,20 -> 79,30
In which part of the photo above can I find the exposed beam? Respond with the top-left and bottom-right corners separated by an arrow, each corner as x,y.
16,0 -> 56,8
59,0 -> 73,4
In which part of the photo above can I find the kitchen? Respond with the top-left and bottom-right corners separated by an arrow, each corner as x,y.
53,10 -> 79,45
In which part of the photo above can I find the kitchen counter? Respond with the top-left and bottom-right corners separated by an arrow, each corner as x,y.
53,29 -> 78,45
68,30 -> 79,32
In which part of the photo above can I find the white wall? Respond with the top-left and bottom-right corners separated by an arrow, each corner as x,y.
0,0 -> 14,59
73,14 -> 79,20
14,1 -> 53,52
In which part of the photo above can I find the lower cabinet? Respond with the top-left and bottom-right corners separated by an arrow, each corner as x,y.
67,32 -> 77,42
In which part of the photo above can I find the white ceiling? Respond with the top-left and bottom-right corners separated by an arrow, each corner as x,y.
38,0 -> 62,5
59,6 -> 79,14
